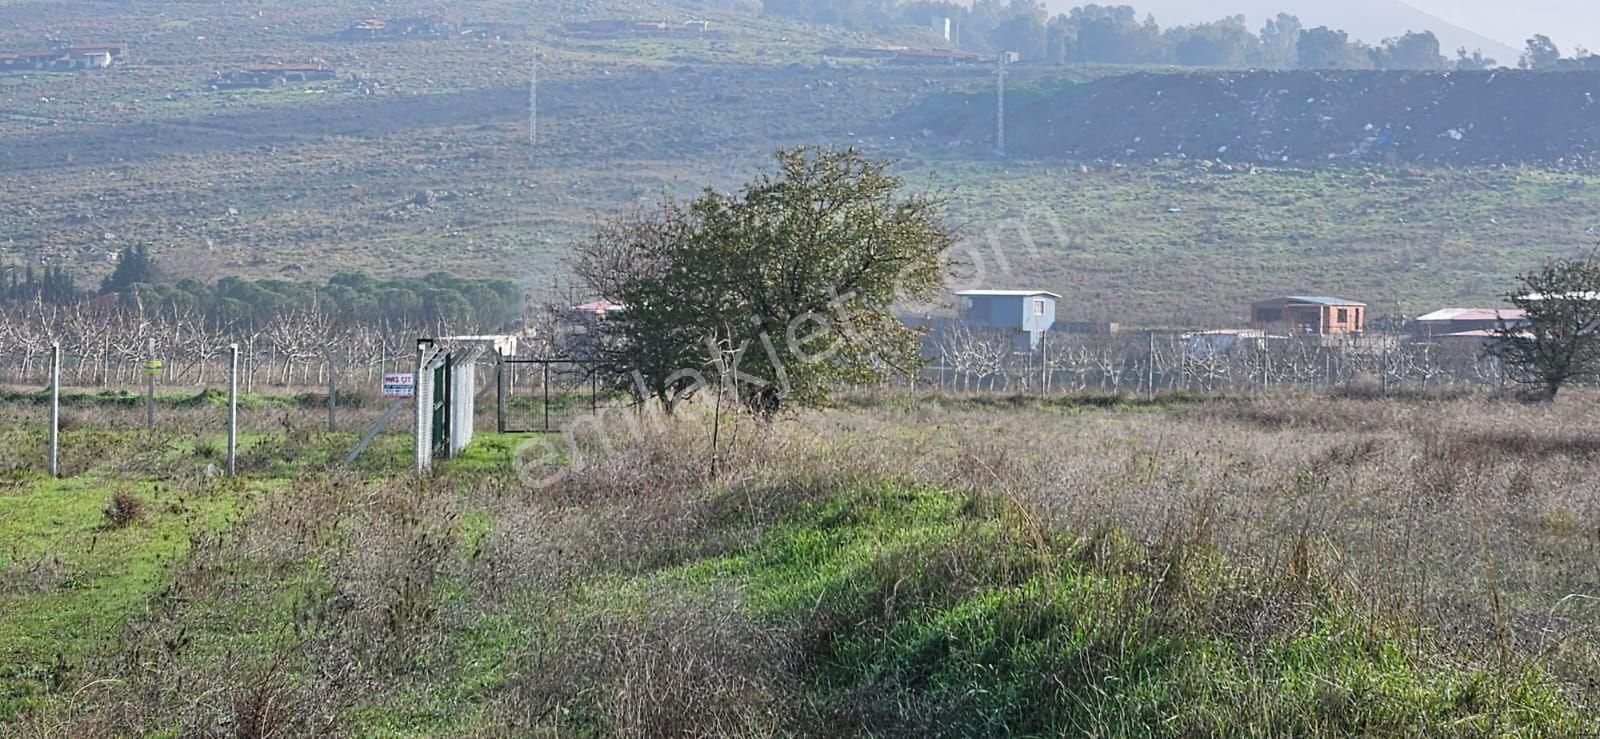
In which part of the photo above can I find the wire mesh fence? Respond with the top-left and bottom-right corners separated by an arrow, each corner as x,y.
1,319 -> 1541,480
918,331 -> 1510,396
496,359 -> 599,433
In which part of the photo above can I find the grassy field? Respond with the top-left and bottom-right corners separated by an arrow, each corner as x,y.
927,162 -> 1600,325
2,390 -> 1598,735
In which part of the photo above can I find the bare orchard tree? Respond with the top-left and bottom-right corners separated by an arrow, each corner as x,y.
265,301 -> 335,386
1188,347 -> 1231,391
173,306 -> 227,385
1042,338 -> 1092,393
343,319 -> 386,384
935,321 -> 1016,391
59,302 -> 109,386
518,302 -> 573,360
15,299 -> 63,383
1084,334 -> 1130,392
106,306 -> 153,386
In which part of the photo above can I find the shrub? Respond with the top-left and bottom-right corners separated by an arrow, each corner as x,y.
103,489 -> 144,528
193,435 -> 222,460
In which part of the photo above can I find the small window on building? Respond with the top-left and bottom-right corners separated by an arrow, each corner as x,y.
1337,308 -> 1349,323
1033,298 -> 1046,316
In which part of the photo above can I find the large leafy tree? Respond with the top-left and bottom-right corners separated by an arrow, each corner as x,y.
1259,13 -> 1302,68
1455,47 -> 1497,71
1521,34 -> 1562,70
1169,16 -> 1258,68
1487,255 -> 1600,400
574,147 -> 953,412
1375,31 -> 1448,70
1296,26 -> 1372,69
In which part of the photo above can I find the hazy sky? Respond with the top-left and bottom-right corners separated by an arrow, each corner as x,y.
1406,0 -> 1600,52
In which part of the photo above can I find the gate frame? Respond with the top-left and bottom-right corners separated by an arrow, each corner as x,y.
495,356 -> 599,433
414,340 -> 488,474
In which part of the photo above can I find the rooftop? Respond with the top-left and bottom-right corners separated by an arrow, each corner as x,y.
1523,291 -> 1600,301
956,289 -> 1062,298
1416,308 -> 1527,322
1256,295 -> 1368,307
572,299 -> 625,313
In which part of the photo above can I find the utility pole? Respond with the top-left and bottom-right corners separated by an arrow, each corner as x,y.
996,52 -> 1008,158
528,50 -> 538,148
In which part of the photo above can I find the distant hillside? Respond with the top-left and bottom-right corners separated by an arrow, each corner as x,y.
906,70 -> 1600,167
1059,0 -> 1521,63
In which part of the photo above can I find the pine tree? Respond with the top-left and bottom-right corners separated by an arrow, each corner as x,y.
101,244 -> 156,295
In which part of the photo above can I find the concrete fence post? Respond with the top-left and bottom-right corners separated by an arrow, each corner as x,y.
48,343 -> 60,477
227,343 -> 239,476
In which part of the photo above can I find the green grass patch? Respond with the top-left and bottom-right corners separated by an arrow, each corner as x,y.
557,481 -> 1598,736
0,473 -> 252,719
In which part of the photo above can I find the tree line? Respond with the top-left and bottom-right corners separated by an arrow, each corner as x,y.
769,0 -> 1600,71
3,246 -> 524,332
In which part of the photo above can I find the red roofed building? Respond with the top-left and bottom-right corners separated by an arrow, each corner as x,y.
571,299 -> 625,319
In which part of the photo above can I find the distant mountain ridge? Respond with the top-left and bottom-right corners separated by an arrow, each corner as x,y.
1046,0 -> 1521,65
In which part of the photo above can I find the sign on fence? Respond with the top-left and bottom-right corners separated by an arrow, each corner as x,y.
383,372 -> 416,398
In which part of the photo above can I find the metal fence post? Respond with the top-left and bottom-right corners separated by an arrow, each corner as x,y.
1178,337 -> 1188,393
414,340 -> 427,476
496,355 -> 506,434
227,343 -> 238,476
1146,332 -> 1156,400
48,343 -> 60,477
542,361 -> 550,432
326,354 -> 336,433
145,337 -> 156,431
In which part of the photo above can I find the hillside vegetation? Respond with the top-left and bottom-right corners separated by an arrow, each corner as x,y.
3,0 -> 1600,326
931,163 -> 1600,325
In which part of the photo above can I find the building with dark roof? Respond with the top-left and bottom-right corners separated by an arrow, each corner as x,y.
1251,295 -> 1366,335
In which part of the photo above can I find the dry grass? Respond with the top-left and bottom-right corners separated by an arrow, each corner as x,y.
9,390 -> 1600,735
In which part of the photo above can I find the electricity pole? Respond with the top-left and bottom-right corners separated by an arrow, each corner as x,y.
528,50 -> 538,148
996,52 -> 1008,158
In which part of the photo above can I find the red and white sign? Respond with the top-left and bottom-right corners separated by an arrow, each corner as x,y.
382,372 -> 416,399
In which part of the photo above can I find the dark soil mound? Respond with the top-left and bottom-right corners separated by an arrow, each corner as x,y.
904,70 -> 1600,168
